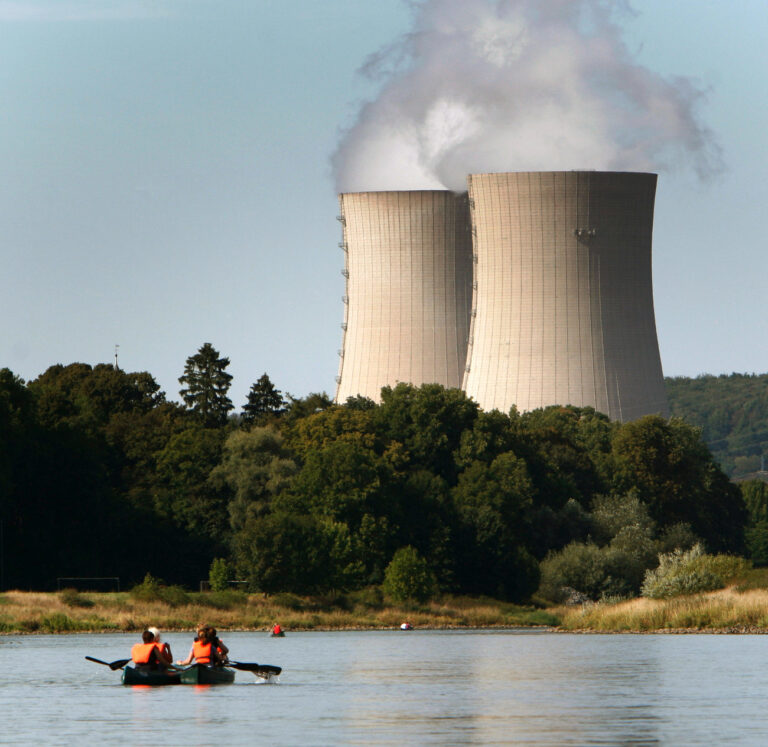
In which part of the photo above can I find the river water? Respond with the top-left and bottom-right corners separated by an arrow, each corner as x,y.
3,629 -> 768,745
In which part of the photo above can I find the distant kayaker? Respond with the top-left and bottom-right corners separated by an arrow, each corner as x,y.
176,627 -> 225,666
132,629 -> 171,669
148,626 -> 173,663
272,623 -> 282,636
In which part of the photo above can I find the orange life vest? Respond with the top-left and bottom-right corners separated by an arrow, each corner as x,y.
273,625 -> 281,635
193,640 -> 213,664
132,642 -> 157,664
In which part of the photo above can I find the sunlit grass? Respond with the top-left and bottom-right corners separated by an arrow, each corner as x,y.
0,590 -> 556,634
557,587 -> 768,632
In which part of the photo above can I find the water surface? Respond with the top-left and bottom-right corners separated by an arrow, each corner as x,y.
2,629 -> 768,745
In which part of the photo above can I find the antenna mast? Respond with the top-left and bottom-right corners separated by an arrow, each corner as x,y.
114,344 -> 120,371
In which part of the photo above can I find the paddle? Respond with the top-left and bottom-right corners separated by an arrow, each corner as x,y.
85,656 -> 131,671
227,661 -> 282,677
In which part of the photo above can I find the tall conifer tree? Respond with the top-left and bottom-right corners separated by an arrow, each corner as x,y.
242,373 -> 284,425
179,342 -> 233,426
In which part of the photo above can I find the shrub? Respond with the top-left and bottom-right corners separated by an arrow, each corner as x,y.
270,592 -> 305,610
538,542 -> 609,603
194,590 -> 247,609
208,558 -> 231,592
382,546 -> 437,603
348,586 -> 384,609
129,574 -> 189,606
641,544 -> 749,599
158,585 -> 190,607
130,573 -> 163,602
59,588 -> 94,608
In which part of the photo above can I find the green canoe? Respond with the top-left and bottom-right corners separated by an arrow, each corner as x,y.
179,664 -> 235,685
121,666 -> 181,686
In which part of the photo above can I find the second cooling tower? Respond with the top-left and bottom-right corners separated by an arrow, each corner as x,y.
463,171 -> 669,422
335,191 -> 473,403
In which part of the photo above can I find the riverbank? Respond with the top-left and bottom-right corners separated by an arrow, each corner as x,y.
555,586 -> 768,632
6,586 -> 768,634
0,590 -> 557,634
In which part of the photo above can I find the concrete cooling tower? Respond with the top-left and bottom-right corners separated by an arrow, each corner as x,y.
335,191 -> 473,403
463,171 -> 669,422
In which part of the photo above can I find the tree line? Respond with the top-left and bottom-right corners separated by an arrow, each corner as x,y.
1,343 -> 763,603
666,372 -> 768,477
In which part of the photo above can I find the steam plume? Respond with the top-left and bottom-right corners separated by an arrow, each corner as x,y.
333,0 -> 720,193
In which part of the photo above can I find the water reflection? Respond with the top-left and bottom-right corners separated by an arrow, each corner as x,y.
4,631 -> 768,745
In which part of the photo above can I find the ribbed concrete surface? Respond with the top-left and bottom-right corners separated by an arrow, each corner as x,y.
463,171 -> 668,421
335,191 -> 473,403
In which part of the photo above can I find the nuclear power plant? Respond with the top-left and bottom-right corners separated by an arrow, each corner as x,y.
335,191 -> 473,403
335,171 -> 669,422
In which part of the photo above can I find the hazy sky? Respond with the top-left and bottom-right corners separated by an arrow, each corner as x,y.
2,0 -> 767,410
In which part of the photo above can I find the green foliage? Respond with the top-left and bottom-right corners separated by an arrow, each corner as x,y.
233,512 -> 363,594
538,493 -> 671,602
745,521 -> 768,567
270,592 -> 306,610
128,573 -> 189,606
611,416 -> 746,553
382,546 -> 437,603
641,545 -> 751,599
192,590 -> 247,609
208,558 -> 230,592
1,355 -> 752,608
665,373 -> 768,477
242,373 -> 285,426
178,342 -> 233,426
209,427 -> 296,532
59,588 -> 95,608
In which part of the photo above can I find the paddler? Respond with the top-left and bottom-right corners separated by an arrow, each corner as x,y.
148,626 -> 173,664
131,629 -> 171,669
176,627 -> 224,666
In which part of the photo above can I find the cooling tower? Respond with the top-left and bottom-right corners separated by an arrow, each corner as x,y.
463,171 -> 668,421
335,191 -> 473,403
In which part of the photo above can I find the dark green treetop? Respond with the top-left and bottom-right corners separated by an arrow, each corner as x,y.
178,342 -> 233,426
242,373 -> 285,426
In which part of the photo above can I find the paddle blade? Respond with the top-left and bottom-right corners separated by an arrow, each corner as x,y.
85,656 -> 110,667
85,656 -> 130,670
230,661 -> 282,676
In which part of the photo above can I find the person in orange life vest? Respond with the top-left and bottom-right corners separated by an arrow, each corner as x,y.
147,626 -> 173,666
206,626 -> 229,660
176,628 -> 224,666
272,623 -> 282,635
131,629 -> 167,669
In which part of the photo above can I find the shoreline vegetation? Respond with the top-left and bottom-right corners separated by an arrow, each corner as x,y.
6,587 -> 768,635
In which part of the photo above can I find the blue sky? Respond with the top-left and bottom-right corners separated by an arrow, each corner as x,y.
1,0 -> 767,409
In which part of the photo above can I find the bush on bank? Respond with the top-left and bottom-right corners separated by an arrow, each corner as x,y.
641,545 -> 751,599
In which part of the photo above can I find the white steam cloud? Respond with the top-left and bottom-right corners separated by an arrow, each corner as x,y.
332,0 -> 720,193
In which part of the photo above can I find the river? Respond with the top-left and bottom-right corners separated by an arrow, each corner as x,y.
2,629 -> 768,745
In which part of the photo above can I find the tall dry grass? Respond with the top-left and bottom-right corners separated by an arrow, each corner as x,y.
557,587 -> 768,632
0,590 -> 554,634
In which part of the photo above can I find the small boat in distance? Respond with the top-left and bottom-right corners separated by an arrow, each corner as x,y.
270,623 -> 285,637
400,622 -> 413,631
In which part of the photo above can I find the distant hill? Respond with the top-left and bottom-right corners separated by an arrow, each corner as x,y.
665,373 -> 768,478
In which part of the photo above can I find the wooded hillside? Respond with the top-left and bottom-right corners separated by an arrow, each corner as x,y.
665,373 -> 768,477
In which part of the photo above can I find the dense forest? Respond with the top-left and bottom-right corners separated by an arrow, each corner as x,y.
1,346 -> 764,603
665,373 -> 768,478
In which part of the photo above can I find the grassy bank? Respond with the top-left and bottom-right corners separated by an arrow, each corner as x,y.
556,587 -> 768,633
0,590 -> 558,634
9,585 -> 768,634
